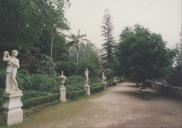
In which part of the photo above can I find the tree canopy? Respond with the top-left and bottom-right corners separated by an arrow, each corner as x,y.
116,25 -> 175,83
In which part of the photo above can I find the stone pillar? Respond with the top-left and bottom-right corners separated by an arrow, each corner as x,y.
2,92 -> 23,126
84,85 -> 91,96
60,85 -> 66,102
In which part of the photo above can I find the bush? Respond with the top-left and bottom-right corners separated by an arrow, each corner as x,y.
29,74 -> 59,91
23,93 -> 59,108
67,90 -> 85,99
91,86 -> 104,94
91,83 -> 104,94
17,70 -> 32,90
56,61 -> 78,76
0,90 -> 4,107
66,75 -> 85,92
0,69 -> 5,89
168,66 -> 182,87
32,54 -> 57,74
0,68 -> 105,108
22,90 -> 49,101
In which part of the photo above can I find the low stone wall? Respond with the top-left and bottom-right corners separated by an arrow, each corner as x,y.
159,84 -> 182,97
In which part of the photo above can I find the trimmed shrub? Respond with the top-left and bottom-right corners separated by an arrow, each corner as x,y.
91,83 -> 104,94
67,90 -> 85,99
22,90 -> 49,101
23,93 -> 59,108
66,75 -> 85,92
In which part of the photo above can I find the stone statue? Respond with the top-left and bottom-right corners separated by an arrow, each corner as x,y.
85,68 -> 89,85
59,71 -> 67,86
58,71 -> 67,102
84,68 -> 90,95
102,72 -> 107,83
3,50 -> 21,94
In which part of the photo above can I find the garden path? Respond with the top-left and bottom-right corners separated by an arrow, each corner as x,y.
12,82 -> 182,128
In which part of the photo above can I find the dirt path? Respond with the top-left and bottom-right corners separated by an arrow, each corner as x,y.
12,82 -> 182,128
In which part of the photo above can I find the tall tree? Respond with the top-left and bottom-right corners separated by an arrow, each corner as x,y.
58,42 -> 101,76
67,30 -> 88,64
0,0 -> 70,72
101,9 -> 115,69
116,25 -> 175,85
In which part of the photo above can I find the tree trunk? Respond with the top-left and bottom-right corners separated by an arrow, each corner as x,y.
50,37 -> 54,75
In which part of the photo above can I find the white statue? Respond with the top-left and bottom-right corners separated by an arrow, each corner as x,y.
59,71 -> 67,86
102,72 -> 107,83
3,50 -> 21,94
85,68 -> 89,85
58,71 -> 67,102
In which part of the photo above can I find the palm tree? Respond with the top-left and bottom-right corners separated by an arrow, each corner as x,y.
67,30 -> 88,64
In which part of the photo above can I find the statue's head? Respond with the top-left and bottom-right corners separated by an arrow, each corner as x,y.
11,50 -> 18,57
61,70 -> 64,75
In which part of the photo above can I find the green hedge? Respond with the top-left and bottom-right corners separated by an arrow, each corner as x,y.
22,90 -> 86,108
66,75 -> 85,92
0,89 -> 4,107
22,85 -> 105,108
67,90 -> 85,99
0,68 -> 106,108
91,85 -> 104,94
23,93 -> 59,109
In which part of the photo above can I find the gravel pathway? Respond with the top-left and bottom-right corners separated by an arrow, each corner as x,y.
12,82 -> 182,128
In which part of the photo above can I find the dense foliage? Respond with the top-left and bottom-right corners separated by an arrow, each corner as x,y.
168,65 -> 182,87
0,69 -> 104,107
58,42 -> 101,76
0,0 -> 70,73
168,41 -> 182,87
116,25 -> 175,84
67,30 -> 88,64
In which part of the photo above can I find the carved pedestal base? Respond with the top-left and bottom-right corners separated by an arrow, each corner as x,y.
2,92 -> 23,126
103,82 -> 107,90
84,85 -> 91,96
60,86 -> 66,102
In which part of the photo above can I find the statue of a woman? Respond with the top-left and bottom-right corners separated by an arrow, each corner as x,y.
3,50 -> 21,94
85,68 -> 89,85
102,72 -> 106,83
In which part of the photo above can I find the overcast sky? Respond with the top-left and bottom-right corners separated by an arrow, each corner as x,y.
65,0 -> 181,48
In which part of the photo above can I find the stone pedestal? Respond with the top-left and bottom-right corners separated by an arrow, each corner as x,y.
84,85 -> 91,96
103,82 -> 107,90
60,86 -> 66,102
2,92 -> 23,126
